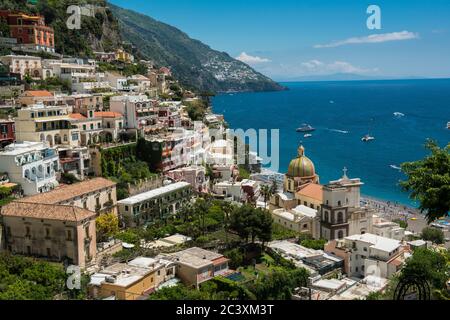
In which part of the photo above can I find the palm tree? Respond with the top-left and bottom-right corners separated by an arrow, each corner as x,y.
260,185 -> 273,209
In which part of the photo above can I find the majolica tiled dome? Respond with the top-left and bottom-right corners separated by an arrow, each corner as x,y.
287,145 -> 316,178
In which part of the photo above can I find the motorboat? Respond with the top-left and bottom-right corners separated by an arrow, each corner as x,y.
362,134 -> 375,142
304,134 -> 312,138
296,124 -> 315,133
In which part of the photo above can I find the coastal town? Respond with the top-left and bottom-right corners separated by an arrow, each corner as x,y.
0,6 -> 449,302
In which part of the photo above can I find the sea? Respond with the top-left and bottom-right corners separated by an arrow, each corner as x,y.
212,79 -> 450,207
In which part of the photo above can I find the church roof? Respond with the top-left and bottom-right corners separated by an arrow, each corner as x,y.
287,145 -> 316,178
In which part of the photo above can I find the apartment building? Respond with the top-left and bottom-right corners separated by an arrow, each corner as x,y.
118,181 -> 192,227
20,177 -> 118,216
161,247 -> 230,288
89,257 -> 176,300
166,166 -> 210,193
325,233 -> 410,279
0,54 -> 43,79
0,11 -> 55,52
15,103 -> 81,147
0,201 -> 96,268
110,94 -> 157,130
0,141 -> 59,195
0,118 -> 15,148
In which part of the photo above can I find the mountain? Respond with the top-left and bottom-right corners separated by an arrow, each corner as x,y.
108,4 -> 285,93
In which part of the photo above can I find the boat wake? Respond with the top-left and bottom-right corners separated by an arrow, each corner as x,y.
328,129 -> 349,134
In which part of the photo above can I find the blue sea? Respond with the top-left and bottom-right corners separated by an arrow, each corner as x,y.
212,79 -> 450,207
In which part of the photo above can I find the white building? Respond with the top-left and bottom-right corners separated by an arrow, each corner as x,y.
117,181 -> 192,227
0,141 -> 59,195
213,179 -> 260,203
372,215 -> 405,241
325,233 -> 410,279
272,205 -> 320,237
166,166 -> 209,193
0,55 -> 43,79
110,95 -> 156,130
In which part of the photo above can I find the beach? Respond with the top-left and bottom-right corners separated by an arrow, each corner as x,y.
362,195 -> 450,249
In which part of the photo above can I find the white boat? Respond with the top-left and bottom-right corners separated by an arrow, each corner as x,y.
362,119 -> 375,142
447,122 -> 450,129
394,112 -> 405,118
362,134 -> 375,142
304,134 -> 312,138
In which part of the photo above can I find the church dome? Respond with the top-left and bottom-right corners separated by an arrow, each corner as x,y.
287,145 -> 316,178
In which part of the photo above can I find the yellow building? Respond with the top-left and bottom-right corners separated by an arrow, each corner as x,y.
1,201 -> 97,268
89,257 -> 176,300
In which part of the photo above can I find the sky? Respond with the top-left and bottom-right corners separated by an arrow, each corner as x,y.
110,0 -> 450,81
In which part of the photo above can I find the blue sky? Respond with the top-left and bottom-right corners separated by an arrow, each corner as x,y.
110,0 -> 450,81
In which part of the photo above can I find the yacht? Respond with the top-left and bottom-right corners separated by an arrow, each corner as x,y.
296,124 -> 315,133
362,134 -> 375,142
304,133 -> 313,138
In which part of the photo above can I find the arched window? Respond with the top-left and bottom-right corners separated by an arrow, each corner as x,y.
338,200 -> 342,206
337,230 -> 344,239
337,211 -> 344,224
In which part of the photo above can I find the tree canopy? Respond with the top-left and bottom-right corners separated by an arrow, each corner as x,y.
400,140 -> 450,223
229,205 -> 273,245
421,227 -> 445,244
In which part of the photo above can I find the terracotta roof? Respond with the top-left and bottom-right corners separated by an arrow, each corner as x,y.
94,111 -> 123,119
69,113 -> 87,120
296,183 -> 323,202
20,178 -> 116,205
23,90 -> 53,97
1,202 -> 95,222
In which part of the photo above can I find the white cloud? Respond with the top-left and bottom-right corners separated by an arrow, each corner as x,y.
314,31 -> 419,48
235,52 -> 271,64
299,60 -> 378,75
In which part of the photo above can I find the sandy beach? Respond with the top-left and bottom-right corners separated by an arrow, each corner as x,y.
361,195 -> 450,249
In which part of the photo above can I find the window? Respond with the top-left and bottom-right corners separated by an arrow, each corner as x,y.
45,228 -> 50,238
67,230 -> 72,241
125,205 -> 129,212
363,247 -> 368,252
338,201 -> 341,206
25,226 -> 31,236
46,248 -> 51,257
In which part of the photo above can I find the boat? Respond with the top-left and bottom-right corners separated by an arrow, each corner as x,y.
362,134 -> 375,142
304,134 -> 312,138
362,119 -> 375,142
394,112 -> 405,118
296,124 -> 315,133
447,121 -> 450,129
390,165 -> 402,171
